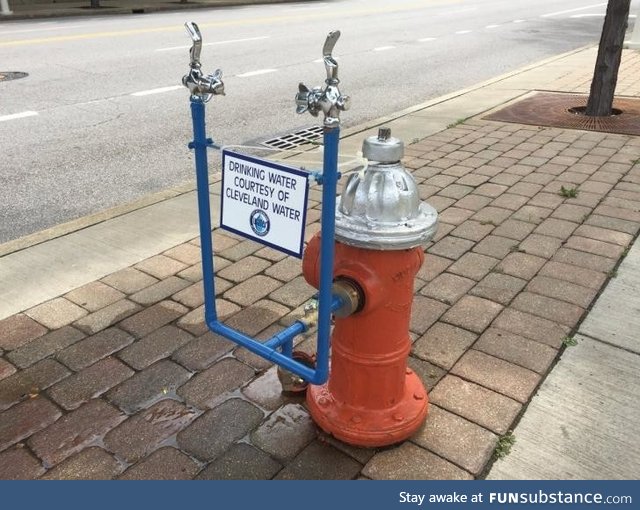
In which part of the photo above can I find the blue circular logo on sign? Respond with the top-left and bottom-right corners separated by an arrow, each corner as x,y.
250,209 -> 270,237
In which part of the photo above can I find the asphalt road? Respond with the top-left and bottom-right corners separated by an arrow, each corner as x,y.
0,0 -> 631,243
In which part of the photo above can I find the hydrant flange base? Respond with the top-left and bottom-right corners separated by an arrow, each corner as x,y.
306,370 -> 428,448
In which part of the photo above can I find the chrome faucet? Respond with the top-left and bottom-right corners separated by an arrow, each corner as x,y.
182,22 -> 225,102
296,30 -> 350,128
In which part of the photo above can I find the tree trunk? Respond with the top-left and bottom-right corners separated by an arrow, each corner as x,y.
585,0 -> 631,116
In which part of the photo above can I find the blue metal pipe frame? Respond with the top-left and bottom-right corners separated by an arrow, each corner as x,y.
189,97 -> 342,385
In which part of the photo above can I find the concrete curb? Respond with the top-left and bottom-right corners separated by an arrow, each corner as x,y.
0,0 -> 309,21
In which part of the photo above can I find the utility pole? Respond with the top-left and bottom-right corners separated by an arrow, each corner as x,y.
585,0 -> 631,116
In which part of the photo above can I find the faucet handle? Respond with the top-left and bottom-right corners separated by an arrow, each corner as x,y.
323,30 -> 340,82
207,68 -> 225,97
295,83 -> 320,116
295,83 -> 311,114
185,21 -> 203,68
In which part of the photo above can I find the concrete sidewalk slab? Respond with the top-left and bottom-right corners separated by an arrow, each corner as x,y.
488,237 -> 640,480
488,333 -> 640,480
579,245 -> 640,355
0,191 -> 216,320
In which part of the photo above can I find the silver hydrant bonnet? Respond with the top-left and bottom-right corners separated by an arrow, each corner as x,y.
334,128 -> 438,250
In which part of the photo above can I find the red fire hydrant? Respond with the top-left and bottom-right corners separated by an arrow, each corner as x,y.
302,128 -> 438,447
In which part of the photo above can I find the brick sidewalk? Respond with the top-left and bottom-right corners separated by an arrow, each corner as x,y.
2,51 -> 640,479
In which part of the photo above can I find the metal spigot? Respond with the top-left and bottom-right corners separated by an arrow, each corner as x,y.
182,22 -> 225,102
295,30 -> 350,128
299,298 -> 320,329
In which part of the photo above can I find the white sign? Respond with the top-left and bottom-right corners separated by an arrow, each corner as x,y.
220,150 -> 310,258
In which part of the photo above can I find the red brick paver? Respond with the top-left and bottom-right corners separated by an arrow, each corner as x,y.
412,405 -> 498,475
29,399 -> 125,465
363,442 -> 472,480
119,447 -> 200,480
0,314 -> 48,351
41,447 -> 121,480
48,357 -> 134,411
104,399 -> 197,463
430,376 -> 522,435
0,398 -> 62,452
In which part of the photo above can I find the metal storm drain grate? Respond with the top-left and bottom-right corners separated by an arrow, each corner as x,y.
262,125 -> 323,150
484,91 -> 640,136
0,72 -> 28,83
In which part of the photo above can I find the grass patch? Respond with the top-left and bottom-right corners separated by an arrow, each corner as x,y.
447,117 -> 467,129
559,185 -> 578,199
494,432 -> 516,460
562,336 -> 578,347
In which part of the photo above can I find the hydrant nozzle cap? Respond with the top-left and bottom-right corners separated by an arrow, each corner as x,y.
362,127 -> 404,163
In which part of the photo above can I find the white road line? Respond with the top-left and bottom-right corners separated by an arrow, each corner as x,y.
283,4 -> 328,11
0,111 -> 38,122
571,13 -> 636,18
130,85 -> 182,97
418,37 -> 437,42
237,69 -> 277,78
541,3 -> 606,18
513,19 -> 526,23
570,13 -> 605,18
156,36 -> 269,52
485,24 -> 500,29
157,44 -> 196,52
285,2 -> 328,7
2,24 -> 88,35
439,7 -> 477,16
201,35 -> 270,46
373,46 -> 395,51
455,30 -> 472,35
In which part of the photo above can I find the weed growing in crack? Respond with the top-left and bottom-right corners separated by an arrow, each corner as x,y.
447,118 -> 467,129
494,432 -> 516,460
559,185 -> 579,199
